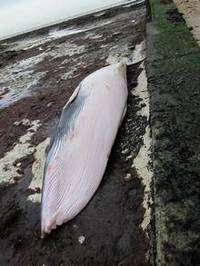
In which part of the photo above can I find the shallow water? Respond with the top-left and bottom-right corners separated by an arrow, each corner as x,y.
0,0 -> 135,40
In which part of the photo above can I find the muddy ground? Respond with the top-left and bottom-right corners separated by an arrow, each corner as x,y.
0,2 -> 152,265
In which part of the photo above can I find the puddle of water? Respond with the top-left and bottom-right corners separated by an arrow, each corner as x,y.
3,19 -> 112,53
48,27 -> 83,39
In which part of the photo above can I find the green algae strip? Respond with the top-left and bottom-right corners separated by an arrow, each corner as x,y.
147,0 -> 200,265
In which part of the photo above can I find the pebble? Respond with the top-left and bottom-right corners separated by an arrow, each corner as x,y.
47,102 -> 53,108
121,148 -> 129,155
124,173 -> 132,181
16,162 -> 21,167
78,235 -> 86,245
126,154 -> 133,161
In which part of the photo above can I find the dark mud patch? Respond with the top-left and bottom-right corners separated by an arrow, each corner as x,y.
0,120 -> 30,159
0,201 -> 22,239
166,8 -> 185,24
0,50 -> 19,66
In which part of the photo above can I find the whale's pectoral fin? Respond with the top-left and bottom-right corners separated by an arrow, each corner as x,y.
45,83 -> 88,166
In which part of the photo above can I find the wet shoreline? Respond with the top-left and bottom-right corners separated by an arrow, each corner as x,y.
0,0 -> 145,43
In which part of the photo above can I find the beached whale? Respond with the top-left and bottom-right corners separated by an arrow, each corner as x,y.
41,63 -> 128,237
